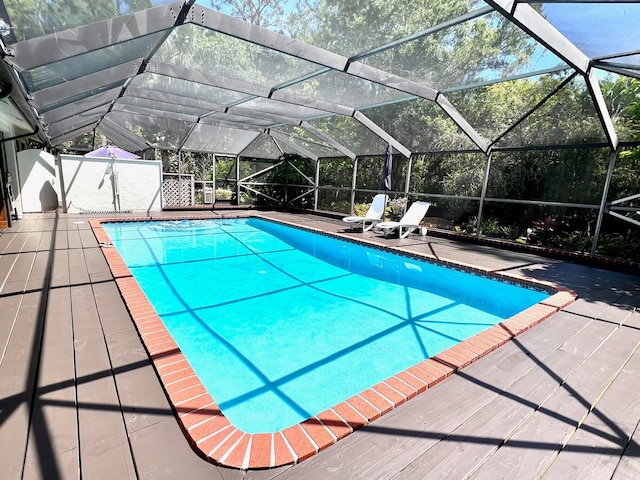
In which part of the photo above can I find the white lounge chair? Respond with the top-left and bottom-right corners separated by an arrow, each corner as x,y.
375,201 -> 431,238
342,194 -> 388,232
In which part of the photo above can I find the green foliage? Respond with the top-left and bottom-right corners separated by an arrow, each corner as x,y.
294,0 -> 534,77
602,76 -> 640,141
524,214 -> 596,253
499,224 -> 522,241
613,149 -> 640,204
354,156 -> 388,190
353,202 -> 369,217
481,217 -> 501,235
596,230 -> 640,262
159,150 -> 216,180
607,77 -> 640,204
211,0 -> 287,30
441,155 -> 486,198
387,197 -> 407,219
324,200 -> 351,214
216,188 -> 233,200
458,216 -> 502,236
451,213 -> 613,255
319,157 -> 353,188
488,148 -> 607,211
557,231 -> 592,252
60,131 -> 99,155
286,0 -> 542,153
526,216 -> 565,246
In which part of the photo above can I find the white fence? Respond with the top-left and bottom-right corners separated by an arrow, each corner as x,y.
60,154 -> 163,213
162,174 -> 194,207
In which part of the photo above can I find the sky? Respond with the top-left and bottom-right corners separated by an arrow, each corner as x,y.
542,3 -> 640,59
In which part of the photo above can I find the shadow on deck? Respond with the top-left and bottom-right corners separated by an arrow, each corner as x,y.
0,210 -> 639,479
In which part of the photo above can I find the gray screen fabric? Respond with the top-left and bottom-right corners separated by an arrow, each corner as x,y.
2,1 -> 637,157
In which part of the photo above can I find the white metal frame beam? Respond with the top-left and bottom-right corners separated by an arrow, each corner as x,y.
353,112 -> 411,158
269,130 -> 320,161
145,62 -> 355,117
98,117 -> 151,151
187,4 -> 488,153
300,122 -> 357,160
7,2 -> 184,71
485,0 -> 619,151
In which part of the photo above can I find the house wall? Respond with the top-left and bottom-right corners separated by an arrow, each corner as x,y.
60,154 -> 163,213
15,149 -> 61,213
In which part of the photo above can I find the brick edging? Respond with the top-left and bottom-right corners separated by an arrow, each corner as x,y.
90,216 -> 577,469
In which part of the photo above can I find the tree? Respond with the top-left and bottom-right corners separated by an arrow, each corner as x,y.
210,0 -> 286,31
291,0 -> 537,79
4,0 -> 151,42
602,76 -> 640,201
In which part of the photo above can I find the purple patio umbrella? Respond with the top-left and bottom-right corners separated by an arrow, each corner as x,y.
380,144 -> 392,191
84,145 -> 140,159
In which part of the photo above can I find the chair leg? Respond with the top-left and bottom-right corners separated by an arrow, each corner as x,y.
399,227 -> 412,239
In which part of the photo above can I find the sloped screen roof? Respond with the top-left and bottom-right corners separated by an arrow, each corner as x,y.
1,0 -> 638,158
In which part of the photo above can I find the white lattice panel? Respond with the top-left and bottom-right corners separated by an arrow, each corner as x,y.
162,174 -> 194,206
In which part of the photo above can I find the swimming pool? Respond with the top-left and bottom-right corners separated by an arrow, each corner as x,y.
94,215 -> 575,468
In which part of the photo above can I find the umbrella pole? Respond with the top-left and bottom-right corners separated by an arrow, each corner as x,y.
114,160 -> 120,212
109,154 -> 120,212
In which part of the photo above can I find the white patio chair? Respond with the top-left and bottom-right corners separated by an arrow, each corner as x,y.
374,201 -> 431,238
342,194 -> 388,232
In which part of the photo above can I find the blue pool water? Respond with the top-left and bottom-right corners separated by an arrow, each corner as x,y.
103,218 -> 549,433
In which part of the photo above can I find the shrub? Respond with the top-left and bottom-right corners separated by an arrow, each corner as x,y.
353,202 -> 369,217
216,188 -> 233,200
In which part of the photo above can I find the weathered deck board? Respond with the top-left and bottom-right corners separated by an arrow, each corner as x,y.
25,252 -> 50,293
389,313 -> 599,479
543,337 -> 640,479
467,321 -> 640,479
22,286 -> 78,480
2,253 -> 35,295
55,228 -> 69,251
0,350 -> 33,476
21,232 -> 43,254
67,249 -> 89,287
279,307 -> 627,480
72,283 -> 137,479
473,324 -> 629,478
3,292 -> 41,352
0,231 -> 15,252
66,229 -> 83,251
90,278 -> 228,479
1,211 -> 639,480
36,231 -> 52,253
0,291 -> 41,477
0,253 -> 17,287
611,395 -> 640,480
77,228 -> 99,250
48,248 -> 69,290
0,294 -> 22,347
83,247 -> 113,284
272,313 -> 582,480
0,233 -> 31,254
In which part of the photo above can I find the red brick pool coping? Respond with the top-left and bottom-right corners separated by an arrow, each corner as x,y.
90,215 -> 577,470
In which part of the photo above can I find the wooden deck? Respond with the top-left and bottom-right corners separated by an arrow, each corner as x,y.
1,210 -> 639,480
